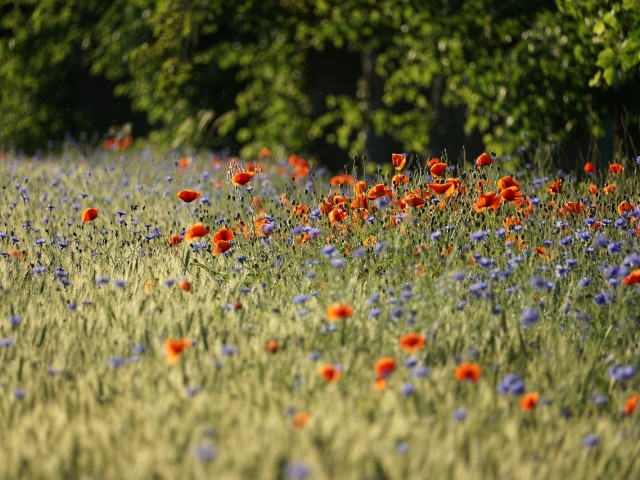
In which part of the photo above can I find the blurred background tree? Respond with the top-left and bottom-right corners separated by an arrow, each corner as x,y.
1,0 -> 638,169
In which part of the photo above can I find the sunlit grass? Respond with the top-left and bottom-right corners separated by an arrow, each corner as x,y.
1,147 -> 639,479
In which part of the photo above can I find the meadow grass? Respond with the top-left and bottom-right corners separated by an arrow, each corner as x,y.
1,147 -> 639,479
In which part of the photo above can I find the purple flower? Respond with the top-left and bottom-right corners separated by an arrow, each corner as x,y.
321,244 -> 336,258
400,383 -> 415,396
193,443 -> 217,462
293,295 -> 308,305
9,314 -> 21,327
395,442 -> 410,454
452,409 -> 468,421
578,277 -> 591,287
221,344 -> 238,356
608,364 -> 636,382
521,307 -> 540,326
497,374 -> 525,395
331,257 -> 346,269
582,434 -> 600,448
284,462 -> 311,480
412,366 -> 431,378
13,389 -> 26,400
594,292 -> 610,305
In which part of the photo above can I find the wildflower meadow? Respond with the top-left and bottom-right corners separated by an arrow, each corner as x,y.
1,145 -> 640,479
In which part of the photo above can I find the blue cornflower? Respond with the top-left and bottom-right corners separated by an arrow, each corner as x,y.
400,383 -> 415,396
390,306 -> 403,321
594,292 -> 610,305
220,344 -> 238,356
452,409 -> 468,422
284,462 -> 311,480
578,277 -> 591,287
469,281 -> 488,297
471,230 -> 490,242
412,366 -> 432,378
453,272 -> 465,281
395,442 -> 410,454
0,338 -> 14,348
352,247 -> 366,258
430,230 -> 442,241
13,389 -> 26,400
582,434 -> 600,448
607,242 -> 623,254
193,443 -> 217,462
608,364 -> 636,382
591,394 -> 608,406
9,314 -> 21,327
521,307 -> 540,326
321,244 -> 336,258
293,295 -> 308,305
497,374 -> 525,395
594,236 -> 610,248
331,257 -> 346,269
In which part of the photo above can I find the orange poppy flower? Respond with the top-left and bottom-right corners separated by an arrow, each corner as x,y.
426,157 -> 441,167
427,181 -> 455,196
330,174 -> 355,186
326,303 -> 353,321
519,392 -> 540,411
564,201 -> 583,215
500,186 -> 523,202
212,227 -> 234,245
354,180 -> 368,196
474,192 -> 501,212
102,137 -> 116,150
609,163 -> 624,175
259,147 -> 272,158
167,234 -> 183,246
603,183 -> 617,195
81,207 -> 98,223
476,152 -> 494,167
177,190 -> 201,203
374,378 -> 387,391
178,279 -> 191,293
177,157 -> 192,169
367,183 -> 392,199
213,240 -> 232,255
584,162 -> 596,174
617,200 -> 634,215
265,340 -> 280,354
328,208 -> 347,224
622,269 -> 640,286
430,162 -> 448,177
374,357 -> 396,380
392,174 -> 409,186
319,364 -> 341,382
624,394 -> 640,415
118,135 -> 133,150
454,363 -> 481,383
292,411 -> 310,429
184,222 -> 209,241
403,193 -> 426,208
589,184 -> 599,196
398,333 -> 426,353
165,338 -> 193,365
497,176 -> 519,191
546,179 -> 562,195
7,250 -> 25,260
392,153 -> 407,170
232,171 -> 255,186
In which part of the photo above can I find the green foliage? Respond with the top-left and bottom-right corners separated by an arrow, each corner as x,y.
1,0 -> 639,161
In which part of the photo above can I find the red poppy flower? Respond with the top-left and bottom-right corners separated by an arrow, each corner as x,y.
177,190 -> 201,203
178,279 -> 191,293
81,208 -> 98,223
374,357 -> 396,380
497,176 -> 519,191
165,338 -> 193,365
392,153 -> 407,170
427,181 -> 455,196
426,157 -> 441,168
500,186 -> 523,202
326,303 -> 353,321
519,392 -> 540,411
564,201 -> 583,215
622,269 -> 640,286
392,174 -> 409,186
476,152 -> 494,167
546,179 -> 562,195
584,162 -> 596,174
212,227 -> 234,245
177,157 -> 192,169
367,184 -> 392,199
624,394 -> 640,415
403,193 -> 426,208
617,200 -> 634,215
454,363 -> 481,383
609,163 -> 624,175
292,411 -> 310,429
232,171 -> 255,186
429,162 -> 447,177
474,192 -> 501,212
265,340 -> 280,354
184,222 -> 209,241
167,234 -> 183,246
398,333 -> 426,353
212,240 -> 232,255
319,364 -> 341,382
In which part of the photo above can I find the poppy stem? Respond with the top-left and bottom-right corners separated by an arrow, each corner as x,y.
340,321 -> 346,346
